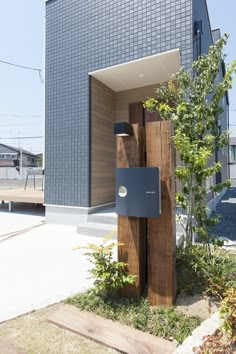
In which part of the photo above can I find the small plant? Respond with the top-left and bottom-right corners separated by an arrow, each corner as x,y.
193,329 -> 235,354
193,287 -> 236,353
219,287 -> 236,340
74,235 -> 135,296
176,244 -> 236,298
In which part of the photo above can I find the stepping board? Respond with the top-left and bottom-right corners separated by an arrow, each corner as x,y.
48,305 -> 177,354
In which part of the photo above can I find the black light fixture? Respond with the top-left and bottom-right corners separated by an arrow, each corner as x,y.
114,122 -> 133,137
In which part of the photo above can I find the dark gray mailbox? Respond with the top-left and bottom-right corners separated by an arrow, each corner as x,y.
115,167 -> 161,217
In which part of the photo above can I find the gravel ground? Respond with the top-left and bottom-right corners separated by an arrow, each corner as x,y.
211,181 -> 236,241
0,304 -> 118,354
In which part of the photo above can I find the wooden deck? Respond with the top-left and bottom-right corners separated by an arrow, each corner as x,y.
48,305 -> 177,354
0,189 -> 44,211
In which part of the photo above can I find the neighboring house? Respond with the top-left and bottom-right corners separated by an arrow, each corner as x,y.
229,137 -> 236,179
45,0 -> 229,225
0,143 -> 37,168
205,28 -> 230,209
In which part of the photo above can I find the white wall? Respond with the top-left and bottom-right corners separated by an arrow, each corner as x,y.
230,164 -> 236,179
0,167 -> 41,180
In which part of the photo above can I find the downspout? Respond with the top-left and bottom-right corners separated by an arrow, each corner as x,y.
195,20 -> 203,59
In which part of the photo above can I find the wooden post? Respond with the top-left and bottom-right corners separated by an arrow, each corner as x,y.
146,121 -> 176,306
117,124 -> 146,298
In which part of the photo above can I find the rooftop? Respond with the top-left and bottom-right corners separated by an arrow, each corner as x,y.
0,143 -> 36,157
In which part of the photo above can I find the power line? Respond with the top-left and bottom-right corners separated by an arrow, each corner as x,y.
0,114 -> 42,118
0,59 -> 43,83
0,136 -> 43,140
0,123 -> 41,127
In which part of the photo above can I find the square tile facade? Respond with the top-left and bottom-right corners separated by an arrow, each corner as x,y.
45,0 -> 213,207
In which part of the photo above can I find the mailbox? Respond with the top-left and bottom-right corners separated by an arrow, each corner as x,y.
116,167 -> 161,217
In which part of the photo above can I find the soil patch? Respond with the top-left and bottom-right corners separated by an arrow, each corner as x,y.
176,293 -> 218,320
0,304 -> 117,354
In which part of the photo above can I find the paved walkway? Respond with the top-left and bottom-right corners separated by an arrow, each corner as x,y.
0,220 -> 107,323
0,203 -> 44,238
211,182 -> 236,241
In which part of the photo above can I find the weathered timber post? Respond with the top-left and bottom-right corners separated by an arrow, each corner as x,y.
146,121 -> 176,306
117,124 -> 146,298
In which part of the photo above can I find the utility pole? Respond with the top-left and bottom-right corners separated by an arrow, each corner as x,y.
17,132 -> 23,180
20,147 -> 23,179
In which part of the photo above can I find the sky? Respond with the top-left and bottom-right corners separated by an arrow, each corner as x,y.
0,1 -> 235,155
207,0 -> 236,136
0,1 -> 44,154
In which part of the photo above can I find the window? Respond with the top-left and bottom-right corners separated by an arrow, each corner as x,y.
206,175 -> 214,193
230,145 -> 236,162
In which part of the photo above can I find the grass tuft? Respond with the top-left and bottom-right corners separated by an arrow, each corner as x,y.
66,291 -> 201,344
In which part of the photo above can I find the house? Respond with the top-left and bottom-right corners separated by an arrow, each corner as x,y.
229,137 -> 236,179
45,0 -> 229,225
0,143 -> 37,168
0,144 -> 37,179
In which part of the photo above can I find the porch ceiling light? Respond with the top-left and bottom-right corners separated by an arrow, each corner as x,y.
114,122 -> 133,137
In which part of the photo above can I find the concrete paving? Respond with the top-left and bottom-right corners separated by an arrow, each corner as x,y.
0,214 -> 113,323
0,202 -> 45,238
1,182 -> 235,325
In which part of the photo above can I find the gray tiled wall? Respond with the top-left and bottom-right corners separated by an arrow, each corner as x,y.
192,0 -> 213,59
45,0 -> 193,207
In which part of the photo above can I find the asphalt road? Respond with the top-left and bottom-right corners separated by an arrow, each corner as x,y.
211,179 -> 236,241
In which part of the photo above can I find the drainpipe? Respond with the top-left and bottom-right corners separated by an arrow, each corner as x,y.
227,105 -> 230,179
195,21 -> 203,59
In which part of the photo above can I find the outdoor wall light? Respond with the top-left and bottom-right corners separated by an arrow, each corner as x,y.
114,122 -> 133,137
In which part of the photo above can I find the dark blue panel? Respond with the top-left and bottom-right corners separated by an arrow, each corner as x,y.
116,168 -> 161,218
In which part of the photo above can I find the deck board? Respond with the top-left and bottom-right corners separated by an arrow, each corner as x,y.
0,189 -> 44,204
48,305 -> 177,354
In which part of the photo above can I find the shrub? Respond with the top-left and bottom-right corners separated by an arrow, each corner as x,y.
193,287 -> 236,353
176,244 -> 236,298
219,287 -> 236,340
193,329 -> 235,354
73,236 -> 135,296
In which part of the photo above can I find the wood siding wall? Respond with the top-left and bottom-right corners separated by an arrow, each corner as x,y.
91,78 -> 116,206
91,81 -> 162,207
115,84 -> 159,122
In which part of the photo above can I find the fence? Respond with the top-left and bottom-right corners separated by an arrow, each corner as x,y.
0,167 -> 42,180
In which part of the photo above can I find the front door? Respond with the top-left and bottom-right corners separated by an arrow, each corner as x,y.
129,102 -> 160,125
129,102 -> 145,125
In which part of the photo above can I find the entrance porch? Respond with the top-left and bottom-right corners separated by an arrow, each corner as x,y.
89,48 -> 181,207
